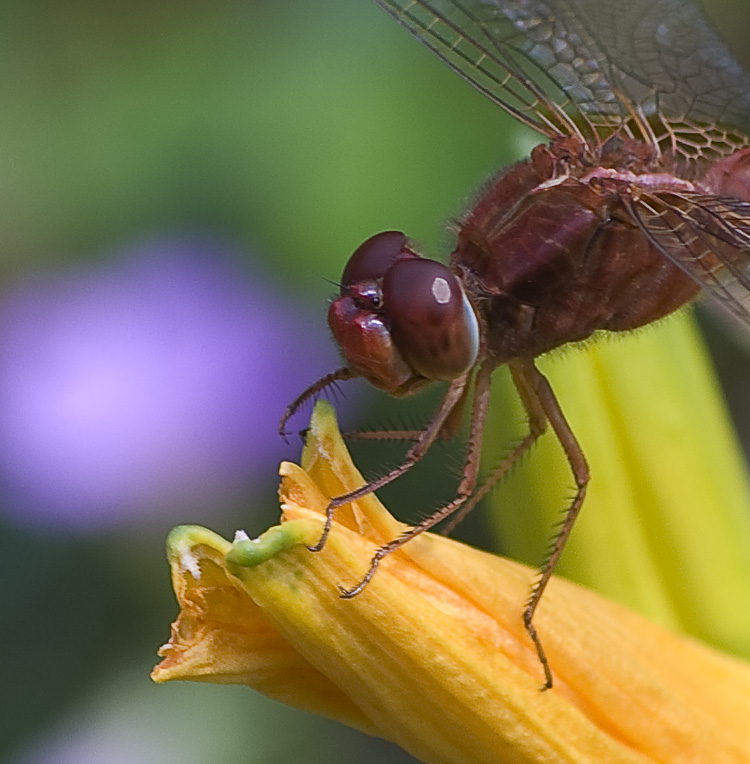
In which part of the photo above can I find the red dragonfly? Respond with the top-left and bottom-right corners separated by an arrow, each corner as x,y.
280,0 -> 750,688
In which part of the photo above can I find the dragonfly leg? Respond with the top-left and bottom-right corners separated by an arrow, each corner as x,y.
337,361 -> 493,595
309,370 -> 473,553
278,366 -> 356,442
512,358 -> 590,690
343,375 -> 473,444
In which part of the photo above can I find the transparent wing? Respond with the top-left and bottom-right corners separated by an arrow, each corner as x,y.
626,191 -> 750,325
373,0 -> 750,159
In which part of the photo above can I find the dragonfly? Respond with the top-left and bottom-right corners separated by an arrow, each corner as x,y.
280,0 -> 750,689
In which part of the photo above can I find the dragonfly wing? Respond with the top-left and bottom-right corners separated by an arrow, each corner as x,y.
627,190 -> 750,325
373,0 -> 750,158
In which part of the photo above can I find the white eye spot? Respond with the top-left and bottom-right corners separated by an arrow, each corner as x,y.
431,276 -> 452,304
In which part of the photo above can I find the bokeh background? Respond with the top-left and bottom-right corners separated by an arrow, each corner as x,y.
2,1 -> 749,763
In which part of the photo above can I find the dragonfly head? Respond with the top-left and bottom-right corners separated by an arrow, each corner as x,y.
329,231 -> 480,395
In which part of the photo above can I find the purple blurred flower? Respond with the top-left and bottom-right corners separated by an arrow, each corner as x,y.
0,237 -> 343,532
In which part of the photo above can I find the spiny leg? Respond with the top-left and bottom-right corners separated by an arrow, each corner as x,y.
310,371 -> 472,553
342,375 -> 474,444
513,359 -> 590,690
441,357 -> 552,536
278,366 -> 356,442
338,361 -> 494,597
439,426 -> 547,537
343,428 -> 428,442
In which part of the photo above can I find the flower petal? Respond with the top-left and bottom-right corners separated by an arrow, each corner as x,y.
155,401 -> 750,764
151,524 -> 379,736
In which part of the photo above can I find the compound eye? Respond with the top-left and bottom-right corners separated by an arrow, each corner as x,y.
341,231 -> 410,290
382,258 -> 479,381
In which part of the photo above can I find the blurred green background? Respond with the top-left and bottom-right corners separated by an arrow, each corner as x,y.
1,1 -> 749,763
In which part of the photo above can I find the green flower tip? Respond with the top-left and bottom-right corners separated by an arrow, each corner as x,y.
226,525 -> 309,571
165,524 -> 231,574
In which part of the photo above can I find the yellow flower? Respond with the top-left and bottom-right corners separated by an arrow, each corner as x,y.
153,399 -> 750,764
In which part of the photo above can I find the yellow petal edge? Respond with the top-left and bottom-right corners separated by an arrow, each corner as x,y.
152,400 -> 750,764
